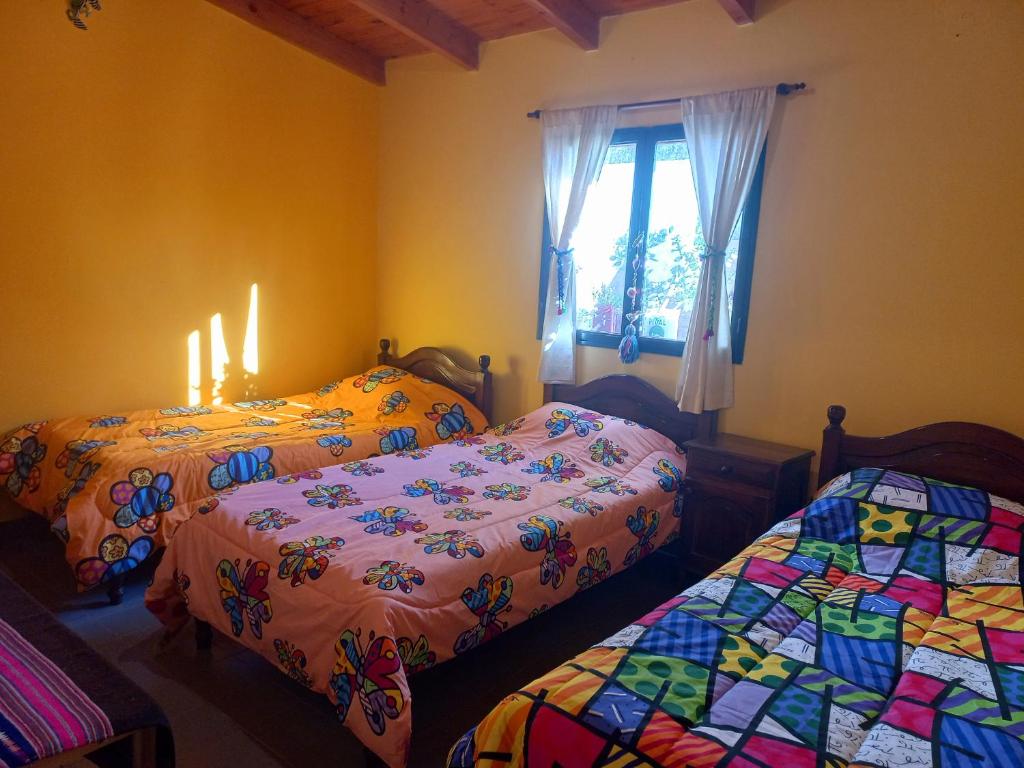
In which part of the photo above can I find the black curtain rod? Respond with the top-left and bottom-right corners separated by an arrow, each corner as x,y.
526,82 -> 806,119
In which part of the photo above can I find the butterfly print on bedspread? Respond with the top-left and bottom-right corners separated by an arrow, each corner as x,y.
449,461 -> 486,478
624,506 -> 659,567
584,476 -> 638,496
277,536 -> 345,587
110,468 -> 175,532
490,417 -> 525,437
427,402 -> 475,441
576,546 -> 611,591
483,483 -> 530,502
274,639 -> 313,687
363,561 -> 425,594
0,433 -> 47,498
216,558 -> 273,638
341,461 -> 384,477
353,367 -> 406,393
521,452 -> 585,484
545,408 -> 604,438
558,496 -> 605,516
415,530 -> 485,559
75,534 -> 154,588
350,506 -> 427,537
590,438 -> 628,467
246,507 -> 300,531
379,391 -> 411,416
276,469 -> 324,485
207,445 -> 275,490
454,573 -> 514,655
396,634 -> 436,675
317,434 -> 353,457
402,478 -> 474,505
478,443 -> 525,465
303,483 -> 361,509
330,629 -> 405,736
518,515 -> 577,589
377,426 -> 418,455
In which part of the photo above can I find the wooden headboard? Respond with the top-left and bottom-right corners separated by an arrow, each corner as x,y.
543,376 -> 717,449
819,405 -> 1024,502
378,339 -> 493,423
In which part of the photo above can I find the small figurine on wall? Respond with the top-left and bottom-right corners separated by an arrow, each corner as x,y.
67,0 -> 102,30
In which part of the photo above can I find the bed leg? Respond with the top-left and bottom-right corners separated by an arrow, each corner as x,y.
106,574 -> 125,606
195,619 -> 213,652
363,746 -> 387,768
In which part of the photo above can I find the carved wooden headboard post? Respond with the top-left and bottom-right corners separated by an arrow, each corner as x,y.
818,404 -> 847,487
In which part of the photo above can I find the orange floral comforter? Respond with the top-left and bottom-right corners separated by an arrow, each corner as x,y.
0,366 -> 486,590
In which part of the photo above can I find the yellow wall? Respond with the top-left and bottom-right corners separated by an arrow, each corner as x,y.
0,1 -> 379,431
378,0 -> 1024,457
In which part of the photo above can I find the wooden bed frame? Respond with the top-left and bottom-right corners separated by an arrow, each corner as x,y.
378,339 -> 492,423
819,404 -> 1024,502
543,375 -> 717,447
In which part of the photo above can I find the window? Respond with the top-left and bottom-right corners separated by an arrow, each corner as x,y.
537,124 -> 766,363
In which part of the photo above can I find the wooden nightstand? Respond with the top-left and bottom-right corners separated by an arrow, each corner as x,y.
679,434 -> 814,579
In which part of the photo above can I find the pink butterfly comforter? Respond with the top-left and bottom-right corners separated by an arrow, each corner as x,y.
145,402 -> 686,767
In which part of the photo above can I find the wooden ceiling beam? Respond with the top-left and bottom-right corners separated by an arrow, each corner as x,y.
521,0 -> 600,50
717,0 -> 755,24
348,0 -> 480,70
205,0 -> 386,84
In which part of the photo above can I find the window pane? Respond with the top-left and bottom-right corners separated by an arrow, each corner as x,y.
639,140 -> 740,341
573,143 -> 636,335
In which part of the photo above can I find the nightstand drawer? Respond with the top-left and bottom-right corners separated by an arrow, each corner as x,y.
686,450 -> 776,489
680,482 -> 772,575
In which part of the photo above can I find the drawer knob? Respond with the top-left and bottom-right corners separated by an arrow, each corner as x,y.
718,464 -> 733,475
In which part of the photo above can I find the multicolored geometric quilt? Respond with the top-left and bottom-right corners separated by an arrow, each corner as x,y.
448,468 -> 1024,767
0,366 -> 485,591
145,403 -> 686,767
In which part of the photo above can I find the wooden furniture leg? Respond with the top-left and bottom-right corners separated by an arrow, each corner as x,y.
195,619 -> 213,651
106,573 -> 125,605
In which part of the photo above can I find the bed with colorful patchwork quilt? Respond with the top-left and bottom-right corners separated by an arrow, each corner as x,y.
447,467 -> 1024,767
144,403 -> 687,767
0,365 -> 485,592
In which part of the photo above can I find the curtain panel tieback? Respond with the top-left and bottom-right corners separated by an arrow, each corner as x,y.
550,245 -> 574,315
700,247 -> 726,340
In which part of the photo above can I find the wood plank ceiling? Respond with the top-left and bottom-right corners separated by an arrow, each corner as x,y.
205,0 -> 757,85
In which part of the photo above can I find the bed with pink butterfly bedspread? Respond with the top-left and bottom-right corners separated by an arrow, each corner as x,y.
145,403 -> 687,767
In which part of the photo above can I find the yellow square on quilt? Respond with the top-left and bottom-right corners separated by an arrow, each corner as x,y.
856,503 -> 918,545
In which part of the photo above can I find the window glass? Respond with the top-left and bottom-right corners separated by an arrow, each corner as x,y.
574,143 -> 636,335
639,140 -> 741,341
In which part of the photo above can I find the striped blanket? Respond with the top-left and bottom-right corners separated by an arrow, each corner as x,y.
0,618 -> 113,767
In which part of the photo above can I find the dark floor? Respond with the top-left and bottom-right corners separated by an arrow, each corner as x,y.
0,513 -> 688,767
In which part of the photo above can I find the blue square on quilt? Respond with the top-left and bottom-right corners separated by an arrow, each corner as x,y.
581,681 -> 653,742
784,552 -> 829,577
635,610 -> 724,666
801,497 -> 860,544
927,483 -> 989,520
939,714 -> 1024,765
819,632 -> 900,694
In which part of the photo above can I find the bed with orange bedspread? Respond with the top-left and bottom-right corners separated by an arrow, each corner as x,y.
0,343 -> 489,599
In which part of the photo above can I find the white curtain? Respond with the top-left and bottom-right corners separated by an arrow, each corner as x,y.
676,86 -> 776,413
538,105 -> 618,384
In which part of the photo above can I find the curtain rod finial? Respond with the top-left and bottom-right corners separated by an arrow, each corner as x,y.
776,82 -> 807,95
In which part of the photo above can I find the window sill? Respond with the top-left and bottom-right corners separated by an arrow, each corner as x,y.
576,331 -> 684,357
